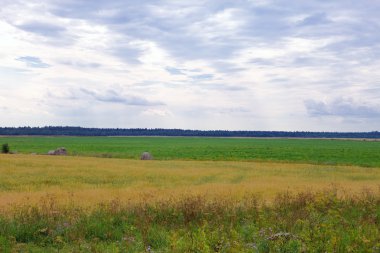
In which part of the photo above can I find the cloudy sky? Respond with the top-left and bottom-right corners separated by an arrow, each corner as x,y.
1,0 -> 379,131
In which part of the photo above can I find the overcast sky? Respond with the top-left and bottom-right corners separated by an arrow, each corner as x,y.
1,0 -> 379,131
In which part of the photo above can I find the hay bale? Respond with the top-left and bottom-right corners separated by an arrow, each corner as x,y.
55,147 -> 67,155
47,147 -> 67,155
141,152 -> 153,160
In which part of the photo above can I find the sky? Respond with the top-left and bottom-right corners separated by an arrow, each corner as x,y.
0,0 -> 379,131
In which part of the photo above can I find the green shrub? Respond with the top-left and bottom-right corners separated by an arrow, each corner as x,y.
1,143 -> 9,154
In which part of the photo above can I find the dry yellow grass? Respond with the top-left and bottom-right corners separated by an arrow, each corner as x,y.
0,154 -> 379,211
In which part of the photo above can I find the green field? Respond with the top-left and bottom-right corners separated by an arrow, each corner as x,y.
1,136 -> 380,167
0,137 -> 380,252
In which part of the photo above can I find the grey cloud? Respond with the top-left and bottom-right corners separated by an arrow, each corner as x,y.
42,2 -> 308,62
15,21 -> 66,37
46,87 -> 85,101
8,0 -> 380,64
50,0 -> 153,21
269,78 -> 289,83
46,86 -> 164,106
298,13 -> 331,26
361,87 -> 380,98
47,1 -> 250,60
217,107 -> 250,114
159,35 -> 241,61
79,88 -> 163,106
111,46 -> 143,64
203,83 -> 247,91
191,74 -> 213,80
304,100 -> 329,116
292,57 -> 316,66
291,56 -> 336,67
165,66 -> 215,80
165,67 -> 185,75
184,105 -> 251,117
0,66 -> 31,73
305,98 -> 380,118
212,61 -> 246,73
16,56 -> 50,68
58,60 -> 101,68
249,58 -> 275,66
294,4 -> 380,57
134,80 -> 159,87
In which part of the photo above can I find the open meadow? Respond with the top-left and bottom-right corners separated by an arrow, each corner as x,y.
0,137 -> 379,252
1,136 -> 380,167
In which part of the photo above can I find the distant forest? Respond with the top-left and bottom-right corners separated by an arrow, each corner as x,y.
0,126 -> 379,138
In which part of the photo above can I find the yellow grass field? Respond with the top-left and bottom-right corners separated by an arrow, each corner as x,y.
1,154 -> 379,212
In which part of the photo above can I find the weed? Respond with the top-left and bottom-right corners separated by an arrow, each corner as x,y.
0,188 -> 379,251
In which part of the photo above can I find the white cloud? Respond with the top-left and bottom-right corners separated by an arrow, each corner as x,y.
0,0 -> 379,131
142,108 -> 173,117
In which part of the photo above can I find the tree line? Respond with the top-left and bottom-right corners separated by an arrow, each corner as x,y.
0,126 -> 379,138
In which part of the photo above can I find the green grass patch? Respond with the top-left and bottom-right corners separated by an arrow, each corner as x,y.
0,189 -> 379,252
1,136 -> 380,167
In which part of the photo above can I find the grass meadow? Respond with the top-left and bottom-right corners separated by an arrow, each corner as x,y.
1,136 -> 380,167
0,137 -> 379,252
0,154 -> 380,208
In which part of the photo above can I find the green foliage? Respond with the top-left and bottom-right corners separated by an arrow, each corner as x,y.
0,189 -> 379,252
1,143 -> 9,153
1,136 -> 380,167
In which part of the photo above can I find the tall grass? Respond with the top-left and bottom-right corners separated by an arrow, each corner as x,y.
1,154 -> 379,251
0,188 -> 379,252
1,155 -> 380,209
